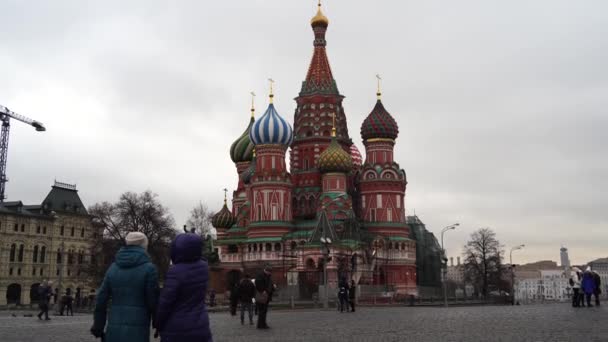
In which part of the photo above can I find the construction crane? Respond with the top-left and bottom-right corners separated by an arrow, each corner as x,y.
0,104 -> 46,202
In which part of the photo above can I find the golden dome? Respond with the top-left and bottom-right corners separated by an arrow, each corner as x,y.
311,4 -> 329,27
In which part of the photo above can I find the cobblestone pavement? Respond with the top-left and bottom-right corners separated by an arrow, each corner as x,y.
0,303 -> 606,342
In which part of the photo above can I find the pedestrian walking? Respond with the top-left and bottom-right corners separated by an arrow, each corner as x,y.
255,264 -> 275,329
338,278 -> 348,313
592,271 -> 602,306
348,279 -> 356,313
37,280 -> 52,320
237,274 -> 256,325
155,233 -> 213,342
65,289 -> 74,316
570,268 -> 581,307
90,232 -> 159,342
229,282 -> 239,316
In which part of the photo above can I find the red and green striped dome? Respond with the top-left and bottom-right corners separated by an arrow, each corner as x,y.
360,100 -> 399,141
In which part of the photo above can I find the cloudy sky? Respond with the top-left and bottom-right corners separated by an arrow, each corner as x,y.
1,0 -> 606,265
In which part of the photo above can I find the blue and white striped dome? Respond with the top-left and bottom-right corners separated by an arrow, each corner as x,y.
249,103 -> 293,146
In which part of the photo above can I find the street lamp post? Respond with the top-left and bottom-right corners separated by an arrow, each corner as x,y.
316,193 -> 348,309
441,223 -> 459,308
510,244 -> 525,305
320,236 -> 332,309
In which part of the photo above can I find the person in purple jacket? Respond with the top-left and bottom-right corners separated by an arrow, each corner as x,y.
155,233 -> 213,342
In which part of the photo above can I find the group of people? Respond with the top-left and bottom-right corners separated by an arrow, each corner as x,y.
337,278 -> 356,313
229,266 -> 277,329
570,266 -> 602,307
90,231 -> 213,342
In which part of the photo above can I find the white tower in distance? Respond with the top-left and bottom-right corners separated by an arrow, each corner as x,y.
560,246 -> 571,270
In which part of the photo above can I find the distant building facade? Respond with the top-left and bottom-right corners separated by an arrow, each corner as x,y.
515,270 -> 569,303
588,258 -> 608,299
0,182 -> 98,306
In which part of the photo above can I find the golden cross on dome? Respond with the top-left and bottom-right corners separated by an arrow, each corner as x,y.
223,188 -> 228,205
268,78 -> 275,103
331,112 -> 336,137
250,91 -> 256,118
376,74 -> 382,100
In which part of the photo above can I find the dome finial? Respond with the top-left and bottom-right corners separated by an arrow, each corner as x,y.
331,112 -> 336,137
268,78 -> 275,104
250,91 -> 256,118
311,0 -> 329,27
223,188 -> 228,205
376,74 -> 382,100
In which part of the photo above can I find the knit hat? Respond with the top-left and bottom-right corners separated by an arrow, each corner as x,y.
126,232 -> 149,250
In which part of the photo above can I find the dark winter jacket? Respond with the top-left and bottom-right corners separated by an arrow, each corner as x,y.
155,234 -> 213,342
92,246 -> 159,342
255,271 -> 274,302
581,271 -> 596,294
593,272 -> 602,294
237,278 -> 256,303
38,285 -> 52,305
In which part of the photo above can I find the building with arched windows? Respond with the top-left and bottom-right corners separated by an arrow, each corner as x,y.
0,181 -> 100,306
210,4 -> 438,298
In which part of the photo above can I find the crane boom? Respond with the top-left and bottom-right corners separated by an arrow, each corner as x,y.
0,104 -> 46,202
0,105 -> 46,131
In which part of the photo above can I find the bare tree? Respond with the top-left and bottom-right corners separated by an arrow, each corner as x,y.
88,190 -> 177,281
186,202 -> 215,238
462,228 -> 505,298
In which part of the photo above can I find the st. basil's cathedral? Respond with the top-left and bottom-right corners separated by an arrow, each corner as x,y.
211,3 -> 418,297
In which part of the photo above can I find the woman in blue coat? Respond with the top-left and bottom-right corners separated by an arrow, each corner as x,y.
155,233 -> 213,342
91,232 -> 159,342
581,267 -> 597,307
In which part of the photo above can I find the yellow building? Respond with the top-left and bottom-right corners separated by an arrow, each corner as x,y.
0,181 -> 99,306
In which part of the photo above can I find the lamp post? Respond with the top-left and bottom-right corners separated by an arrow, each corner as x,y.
320,236 -> 332,309
316,193 -> 348,309
441,223 -> 459,308
510,244 -> 525,305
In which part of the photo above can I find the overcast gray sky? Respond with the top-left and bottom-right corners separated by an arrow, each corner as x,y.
1,0 -> 606,265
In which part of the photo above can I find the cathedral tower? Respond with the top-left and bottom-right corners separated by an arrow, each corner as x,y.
290,3 -> 352,220
248,84 -> 294,238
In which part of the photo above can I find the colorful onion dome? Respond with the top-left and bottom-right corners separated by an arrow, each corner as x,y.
230,116 -> 255,163
249,103 -> 293,146
240,153 -> 256,185
318,136 -> 352,173
211,202 -> 235,229
350,144 -> 363,169
311,2 -> 329,27
361,98 -> 399,141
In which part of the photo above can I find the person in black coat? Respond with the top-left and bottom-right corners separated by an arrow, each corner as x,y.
338,278 -> 349,313
592,271 -> 602,306
348,279 -> 356,312
255,265 -> 275,329
237,274 -> 256,325
37,281 -> 52,320
229,283 -> 239,316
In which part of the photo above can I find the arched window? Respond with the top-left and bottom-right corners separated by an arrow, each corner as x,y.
9,244 -> 16,262
81,228 -> 85,237
253,244 -> 258,252
43,226 -> 47,234
78,252 -> 84,264
33,245 -> 39,263
40,246 -> 46,263
265,243 -> 272,252
290,241 -> 297,250
274,243 -> 282,252
70,227 -> 75,236
56,249 -> 62,264
248,244 -> 252,252
60,226 -> 64,235
18,244 -> 24,262
36,226 -> 41,234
